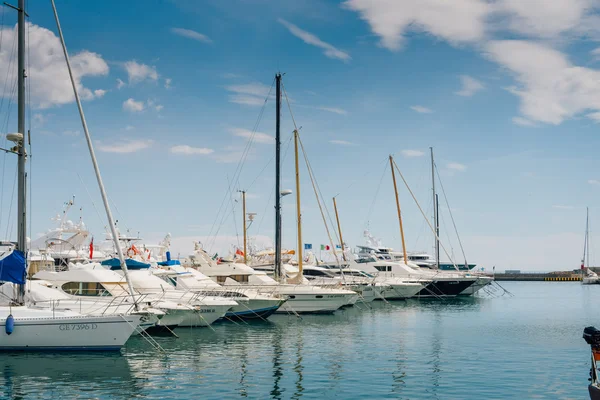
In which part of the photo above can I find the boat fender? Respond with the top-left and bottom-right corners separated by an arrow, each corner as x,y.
5,314 -> 14,335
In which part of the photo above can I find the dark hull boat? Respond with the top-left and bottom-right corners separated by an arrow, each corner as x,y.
417,279 -> 476,298
583,326 -> 600,399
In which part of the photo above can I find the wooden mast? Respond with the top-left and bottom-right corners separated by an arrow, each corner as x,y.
389,155 -> 408,264
333,197 -> 346,261
241,190 -> 247,265
294,129 -> 303,275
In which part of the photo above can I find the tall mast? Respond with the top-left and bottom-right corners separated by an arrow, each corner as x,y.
16,0 -> 27,303
431,147 -> 439,269
587,207 -> 590,268
274,73 -> 282,281
51,0 -> 138,310
333,197 -> 346,262
241,190 -> 247,265
389,155 -> 408,263
294,130 -> 303,275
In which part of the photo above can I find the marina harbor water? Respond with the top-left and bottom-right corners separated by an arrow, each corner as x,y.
0,282 -> 593,399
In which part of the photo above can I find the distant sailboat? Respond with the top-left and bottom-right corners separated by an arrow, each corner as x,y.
581,208 -> 599,285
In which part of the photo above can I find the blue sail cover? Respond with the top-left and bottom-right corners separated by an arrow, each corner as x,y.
0,250 -> 26,284
101,258 -> 151,270
157,260 -> 181,266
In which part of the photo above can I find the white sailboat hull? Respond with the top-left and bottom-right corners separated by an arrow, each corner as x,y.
0,307 -> 140,351
177,304 -> 233,327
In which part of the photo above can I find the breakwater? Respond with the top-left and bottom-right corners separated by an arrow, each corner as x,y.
495,272 -> 582,281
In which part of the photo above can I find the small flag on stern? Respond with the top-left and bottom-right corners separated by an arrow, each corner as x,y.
236,248 -> 244,256
89,237 -> 94,259
304,243 -> 312,250
320,244 -> 331,251
335,244 -> 342,249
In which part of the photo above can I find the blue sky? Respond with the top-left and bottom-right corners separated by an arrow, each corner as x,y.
1,0 -> 600,271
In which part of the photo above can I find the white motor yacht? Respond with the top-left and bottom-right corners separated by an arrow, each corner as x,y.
186,246 -> 357,314
33,268 -> 186,332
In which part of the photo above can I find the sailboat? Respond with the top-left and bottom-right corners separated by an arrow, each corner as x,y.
0,0 -> 142,350
581,208 -> 599,285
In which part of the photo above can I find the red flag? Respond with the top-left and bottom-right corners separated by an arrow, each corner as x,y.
325,245 -> 331,251
236,248 -> 244,256
582,263 -> 585,270
89,237 -> 94,259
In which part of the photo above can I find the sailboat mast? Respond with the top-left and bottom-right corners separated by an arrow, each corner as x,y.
16,0 -> 27,303
241,190 -> 247,265
51,0 -> 139,310
389,156 -> 408,263
587,207 -> 590,268
274,73 -> 282,281
333,197 -> 346,262
294,130 -> 303,275
430,147 -> 439,269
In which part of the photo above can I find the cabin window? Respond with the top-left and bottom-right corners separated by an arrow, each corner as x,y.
288,295 -> 296,299
374,266 -> 386,272
316,295 -> 323,298
216,276 -> 227,284
61,282 -> 111,296
231,275 -> 249,283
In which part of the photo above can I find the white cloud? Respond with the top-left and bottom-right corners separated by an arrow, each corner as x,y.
147,98 -> 163,112
0,23 -> 108,109
171,28 -> 212,44
588,111 -> 600,122
329,139 -> 355,146
165,78 -> 172,89
170,145 -> 214,155
230,127 -> 274,144
96,139 -> 153,153
410,105 -> 432,113
343,0 -> 489,51
225,82 -> 272,106
401,149 -> 424,157
93,89 -> 107,98
455,75 -> 484,96
116,79 -> 125,89
486,40 -> 600,125
512,116 -> 537,126
552,205 -> 575,209
124,61 -> 158,84
589,179 -> 600,185
496,0 -> 595,39
447,162 -> 467,171
591,47 -> 600,61
221,73 -> 242,79
123,98 -> 145,113
317,106 -> 348,115
278,19 -> 351,62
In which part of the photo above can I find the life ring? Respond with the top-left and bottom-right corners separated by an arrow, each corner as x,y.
127,244 -> 140,258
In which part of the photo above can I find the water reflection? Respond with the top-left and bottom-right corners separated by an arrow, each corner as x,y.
271,326 -> 284,399
0,353 -> 138,398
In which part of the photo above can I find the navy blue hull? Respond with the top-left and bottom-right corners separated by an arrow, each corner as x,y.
416,280 -> 475,297
222,305 -> 281,321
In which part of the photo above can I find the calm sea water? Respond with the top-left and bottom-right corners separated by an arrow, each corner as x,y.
0,282 -> 597,399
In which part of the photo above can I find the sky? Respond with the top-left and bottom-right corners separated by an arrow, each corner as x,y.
1,0 -> 600,272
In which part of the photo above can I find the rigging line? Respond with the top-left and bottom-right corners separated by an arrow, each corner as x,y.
281,83 -> 342,247
297,132 -> 341,266
256,135 -> 293,236
0,27 -> 17,120
435,163 -> 468,266
365,161 -> 388,228
205,78 -> 275,244
226,174 -> 241,249
5,167 -> 16,239
247,151 -> 275,191
391,158 -> 460,270
76,171 -> 106,231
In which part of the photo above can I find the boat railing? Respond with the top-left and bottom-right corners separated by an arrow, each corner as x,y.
30,292 -> 151,317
